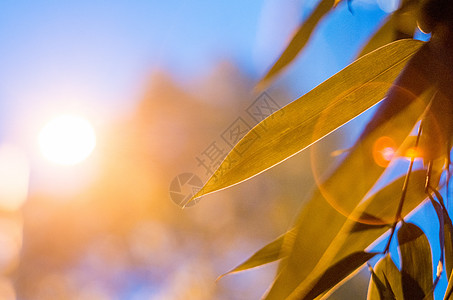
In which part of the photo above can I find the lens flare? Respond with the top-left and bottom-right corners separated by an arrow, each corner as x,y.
372,136 -> 397,167
404,147 -> 421,161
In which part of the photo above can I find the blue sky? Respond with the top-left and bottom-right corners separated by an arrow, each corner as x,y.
0,1 -> 264,124
0,0 -> 387,126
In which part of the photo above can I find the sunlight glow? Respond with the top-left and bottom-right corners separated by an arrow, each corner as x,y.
372,136 -> 396,167
404,147 -> 421,161
0,145 -> 29,211
373,136 -> 423,167
39,115 -> 96,166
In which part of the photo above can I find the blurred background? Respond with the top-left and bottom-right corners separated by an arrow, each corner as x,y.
0,0 -> 417,299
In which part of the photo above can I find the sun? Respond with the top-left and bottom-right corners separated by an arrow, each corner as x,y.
38,114 -> 96,165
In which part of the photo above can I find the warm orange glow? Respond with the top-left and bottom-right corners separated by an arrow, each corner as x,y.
372,136 -> 396,167
0,145 -> 29,211
39,115 -> 96,165
0,278 -> 16,300
404,147 -> 421,161
0,218 -> 23,274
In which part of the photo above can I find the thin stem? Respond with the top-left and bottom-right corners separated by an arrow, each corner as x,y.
383,123 -> 423,254
427,193 -> 444,293
424,160 -> 432,194
447,140 -> 451,211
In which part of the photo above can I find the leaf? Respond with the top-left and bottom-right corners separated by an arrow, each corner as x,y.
218,229 -> 296,279
429,198 -> 445,288
445,270 -> 453,300
397,222 -> 433,300
427,187 -> 453,282
190,39 -> 425,203
296,251 -> 378,300
444,209 -> 453,280
369,266 -> 395,300
367,255 -> 403,300
432,187 -> 453,281
277,166 -> 441,300
419,99 -> 449,164
264,47 -> 435,298
220,163 -> 441,283
349,171 -> 432,226
257,0 -> 335,88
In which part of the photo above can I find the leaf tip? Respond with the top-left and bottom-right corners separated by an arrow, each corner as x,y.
183,193 -> 203,209
254,78 -> 270,93
215,272 -> 229,283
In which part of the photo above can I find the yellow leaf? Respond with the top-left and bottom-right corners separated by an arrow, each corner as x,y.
368,255 -> 403,300
257,0 -> 335,89
398,222 -> 433,300
264,73 -> 436,298
190,39 -> 424,204
217,229 -> 296,279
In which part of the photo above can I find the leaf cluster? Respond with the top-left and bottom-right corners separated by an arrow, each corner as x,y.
188,0 -> 453,298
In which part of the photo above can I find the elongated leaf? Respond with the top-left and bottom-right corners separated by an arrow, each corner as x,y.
368,255 -> 403,300
369,267 -> 395,300
398,222 -> 433,300
429,199 -> 444,288
218,229 -> 296,279
222,162 -> 442,282
264,53 -> 435,299
428,187 -> 453,282
420,104 -> 448,164
444,209 -> 453,280
257,0 -> 334,88
190,39 -> 424,203
221,167 -> 436,280
298,251 -> 377,300
280,165 -> 441,300
445,270 -> 453,300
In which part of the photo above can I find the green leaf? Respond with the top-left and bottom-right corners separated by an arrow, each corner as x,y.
367,255 -> 403,300
218,229 -> 296,279
397,222 -> 433,300
191,39 -> 424,203
257,0 -> 335,88
295,251 -> 378,300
